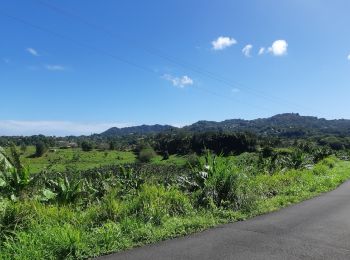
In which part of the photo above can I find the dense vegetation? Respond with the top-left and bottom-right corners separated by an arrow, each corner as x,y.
1,143 -> 350,258
1,113 -> 350,258
3,114 -> 350,151
2,145 -> 188,174
100,113 -> 350,137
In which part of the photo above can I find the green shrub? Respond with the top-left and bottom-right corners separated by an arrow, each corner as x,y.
0,201 -> 35,242
0,167 -> 32,200
95,190 -> 125,223
88,221 -> 126,256
20,144 -> 27,154
320,156 -> 337,168
8,224 -> 86,259
46,175 -> 84,205
35,142 -> 48,157
312,164 -> 328,175
190,153 -> 258,211
138,147 -> 156,163
130,184 -> 192,225
42,224 -> 84,259
186,153 -> 200,168
81,141 -> 93,152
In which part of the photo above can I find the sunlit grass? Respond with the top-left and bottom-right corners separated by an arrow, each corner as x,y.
10,146 -> 189,173
12,146 -> 136,173
1,157 -> 349,259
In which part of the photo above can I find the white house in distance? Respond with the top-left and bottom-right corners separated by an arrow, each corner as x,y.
56,141 -> 78,149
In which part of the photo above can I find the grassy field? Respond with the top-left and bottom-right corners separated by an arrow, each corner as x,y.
11,146 -> 187,173
1,154 -> 349,259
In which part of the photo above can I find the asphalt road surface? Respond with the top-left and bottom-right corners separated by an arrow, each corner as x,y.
99,181 -> 350,259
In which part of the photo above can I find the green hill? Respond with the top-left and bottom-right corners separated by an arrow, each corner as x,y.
100,113 -> 350,138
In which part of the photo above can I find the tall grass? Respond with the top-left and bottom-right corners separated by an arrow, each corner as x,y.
0,152 -> 349,259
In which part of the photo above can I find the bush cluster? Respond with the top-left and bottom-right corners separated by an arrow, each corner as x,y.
0,148 -> 349,259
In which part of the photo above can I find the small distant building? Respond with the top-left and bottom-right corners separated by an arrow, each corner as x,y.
57,141 -> 78,149
68,142 -> 78,148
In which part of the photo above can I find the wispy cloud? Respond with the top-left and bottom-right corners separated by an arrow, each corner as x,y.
242,44 -> 253,57
162,74 -> 194,88
0,120 -> 133,136
26,47 -> 39,56
268,40 -> 288,56
3,58 -> 10,64
347,54 -> 350,60
45,65 -> 66,71
211,36 -> 237,50
232,88 -> 240,93
258,47 -> 265,55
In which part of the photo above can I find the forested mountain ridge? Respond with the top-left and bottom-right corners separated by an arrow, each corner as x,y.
101,124 -> 177,136
101,113 -> 350,137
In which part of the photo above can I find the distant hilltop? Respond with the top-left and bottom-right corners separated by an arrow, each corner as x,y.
100,113 -> 350,138
101,124 -> 176,136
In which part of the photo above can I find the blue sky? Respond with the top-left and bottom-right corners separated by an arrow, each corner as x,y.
1,0 -> 350,135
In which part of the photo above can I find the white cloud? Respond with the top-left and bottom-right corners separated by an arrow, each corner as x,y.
45,65 -> 66,71
211,36 -> 237,50
26,47 -> 39,56
162,74 -> 194,88
347,54 -> 350,60
258,47 -> 265,55
242,44 -> 253,57
0,120 -> 133,136
268,40 -> 288,56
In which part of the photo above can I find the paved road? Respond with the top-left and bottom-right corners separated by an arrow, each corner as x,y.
99,181 -> 350,259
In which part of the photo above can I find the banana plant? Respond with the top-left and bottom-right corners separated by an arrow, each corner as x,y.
0,167 -> 32,201
47,174 -> 84,204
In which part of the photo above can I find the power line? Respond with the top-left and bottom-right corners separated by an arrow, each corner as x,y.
7,13 -> 155,73
32,0 -> 321,115
0,9 -> 275,114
